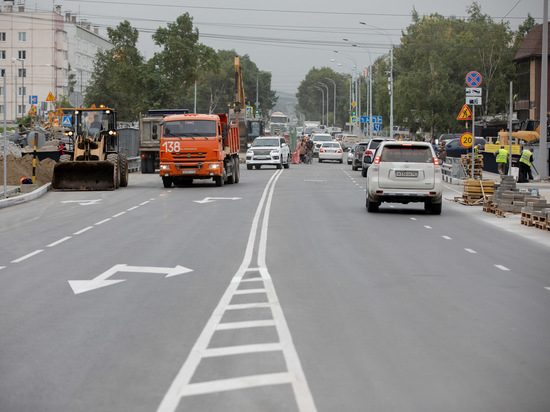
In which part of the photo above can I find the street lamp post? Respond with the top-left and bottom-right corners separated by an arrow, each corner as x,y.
318,82 -> 330,127
314,86 -> 325,126
325,78 -> 336,127
360,22 -> 393,138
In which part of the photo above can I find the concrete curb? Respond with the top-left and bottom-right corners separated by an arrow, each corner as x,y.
0,183 -> 51,209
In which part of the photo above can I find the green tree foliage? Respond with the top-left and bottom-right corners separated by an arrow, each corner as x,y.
297,67 -> 350,127
85,21 -> 147,120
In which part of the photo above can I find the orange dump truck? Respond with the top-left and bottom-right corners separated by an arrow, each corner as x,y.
159,113 -> 240,187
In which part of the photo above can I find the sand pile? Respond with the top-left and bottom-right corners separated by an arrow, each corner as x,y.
0,154 -> 56,186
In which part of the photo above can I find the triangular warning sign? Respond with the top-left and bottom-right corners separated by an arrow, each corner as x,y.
46,92 -> 56,102
55,107 -> 64,116
28,105 -> 37,115
90,104 -> 97,109
457,104 -> 473,120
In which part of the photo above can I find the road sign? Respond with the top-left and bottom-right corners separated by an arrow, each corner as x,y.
457,104 -> 473,120
466,96 -> 482,106
352,101 -> 356,107
46,92 -> 56,102
62,115 -> 72,127
460,132 -> 473,148
350,116 -> 357,124
466,88 -> 482,97
55,107 -> 64,116
373,123 -> 382,132
373,116 -> 382,123
28,95 -> 38,105
360,116 -> 368,123
466,71 -> 482,87
28,105 -> 37,115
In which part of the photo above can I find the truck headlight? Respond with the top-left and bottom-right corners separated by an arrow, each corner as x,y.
209,164 -> 220,169
160,165 -> 170,170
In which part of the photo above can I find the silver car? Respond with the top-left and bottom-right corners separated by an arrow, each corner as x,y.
365,141 -> 443,214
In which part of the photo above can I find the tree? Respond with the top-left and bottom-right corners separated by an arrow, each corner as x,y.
85,21 -> 147,121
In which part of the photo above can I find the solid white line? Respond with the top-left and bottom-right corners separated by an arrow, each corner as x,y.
12,250 -> 43,263
465,248 -> 477,254
127,206 -> 139,211
203,343 -> 283,358
95,218 -> 111,225
112,212 -> 126,218
179,372 -> 292,397
47,237 -> 71,247
216,320 -> 276,330
442,236 -> 452,240
495,265 -> 511,271
233,288 -> 266,295
74,226 -> 93,235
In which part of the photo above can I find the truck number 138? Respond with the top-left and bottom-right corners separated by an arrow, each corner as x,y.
162,141 -> 181,153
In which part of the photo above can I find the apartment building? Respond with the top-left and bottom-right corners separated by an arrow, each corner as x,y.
0,2 -> 112,121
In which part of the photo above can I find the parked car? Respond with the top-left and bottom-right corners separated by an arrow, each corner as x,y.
361,138 -> 392,177
246,136 -> 291,169
311,133 -> 333,157
365,141 -> 443,214
437,133 -> 462,145
445,137 -> 486,157
318,141 -> 343,163
352,142 -> 369,171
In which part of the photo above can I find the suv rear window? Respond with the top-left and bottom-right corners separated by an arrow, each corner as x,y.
380,145 -> 433,163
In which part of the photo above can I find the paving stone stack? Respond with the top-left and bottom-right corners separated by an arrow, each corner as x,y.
493,175 -> 540,214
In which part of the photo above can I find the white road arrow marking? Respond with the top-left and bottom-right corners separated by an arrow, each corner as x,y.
194,197 -> 242,204
61,199 -> 102,206
68,264 -> 193,294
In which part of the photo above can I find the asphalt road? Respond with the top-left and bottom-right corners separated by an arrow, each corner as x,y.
1,161 -> 549,412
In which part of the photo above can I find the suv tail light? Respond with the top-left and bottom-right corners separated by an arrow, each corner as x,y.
433,157 -> 440,165
374,156 -> 381,164
365,150 -> 374,157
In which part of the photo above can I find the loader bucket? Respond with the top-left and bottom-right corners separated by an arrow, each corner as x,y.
52,161 -> 116,191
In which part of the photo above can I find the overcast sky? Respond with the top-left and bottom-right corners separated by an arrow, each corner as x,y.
27,0 -> 545,96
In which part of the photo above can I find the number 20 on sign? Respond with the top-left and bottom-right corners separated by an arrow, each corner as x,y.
460,132 -> 473,148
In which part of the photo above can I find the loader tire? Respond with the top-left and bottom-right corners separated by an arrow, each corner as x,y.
119,154 -> 129,187
107,154 -> 120,189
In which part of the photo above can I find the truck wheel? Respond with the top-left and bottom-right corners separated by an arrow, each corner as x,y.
107,154 -> 120,189
119,154 -> 129,187
234,158 -> 240,183
215,175 -> 224,186
162,176 -> 172,188
227,159 -> 235,184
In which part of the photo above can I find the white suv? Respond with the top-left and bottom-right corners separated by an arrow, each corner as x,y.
246,136 -> 291,169
365,141 -> 443,214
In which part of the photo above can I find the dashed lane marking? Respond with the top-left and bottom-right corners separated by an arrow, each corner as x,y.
47,237 -> 71,247
95,218 -> 111,226
74,226 -> 93,235
442,236 -> 452,240
495,265 -> 511,271
465,248 -> 477,254
12,250 -> 43,263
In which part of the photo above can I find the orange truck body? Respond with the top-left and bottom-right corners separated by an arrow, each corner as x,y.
159,113 -> 241,187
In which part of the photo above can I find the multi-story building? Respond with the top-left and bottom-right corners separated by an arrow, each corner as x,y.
0,2 -> 112,122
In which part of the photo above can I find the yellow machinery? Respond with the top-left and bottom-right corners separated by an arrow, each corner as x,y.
52,107 -> 129,190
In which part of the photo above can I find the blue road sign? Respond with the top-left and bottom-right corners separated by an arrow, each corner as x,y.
373,123 -> 382,132
373,116 -> 382,123
466,71 -> 482,87
62,115 -> 72,127
29,95 -> 38,105
360,116 -> 368,123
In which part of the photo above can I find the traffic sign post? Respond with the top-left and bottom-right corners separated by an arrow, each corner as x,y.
465,71 -> 482,179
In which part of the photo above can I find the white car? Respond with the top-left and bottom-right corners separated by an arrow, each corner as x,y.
246,136 -> 291,169
365,141 -> 443,214
318,141 -> 343,163
311,133 -> 333,157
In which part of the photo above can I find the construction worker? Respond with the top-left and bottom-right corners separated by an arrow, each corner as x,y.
518,147 -> 534,183
495,145 -> 508,176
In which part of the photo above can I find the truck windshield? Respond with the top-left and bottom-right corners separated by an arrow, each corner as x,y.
164,120 -> 217,138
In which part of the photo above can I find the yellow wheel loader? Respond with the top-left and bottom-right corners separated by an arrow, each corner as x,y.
52,107 -> 129,190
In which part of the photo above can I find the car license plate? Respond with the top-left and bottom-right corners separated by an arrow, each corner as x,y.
182,170 -> 195,174
396,170 -> 418,178
256,156 -> 269,160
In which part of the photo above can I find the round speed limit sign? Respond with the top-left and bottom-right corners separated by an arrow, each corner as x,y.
460,132 -> 473,148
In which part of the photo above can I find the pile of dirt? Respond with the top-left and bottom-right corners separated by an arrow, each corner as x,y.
0,154 -> 56,186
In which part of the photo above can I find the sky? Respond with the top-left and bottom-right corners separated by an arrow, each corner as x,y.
23,0 -> 546,97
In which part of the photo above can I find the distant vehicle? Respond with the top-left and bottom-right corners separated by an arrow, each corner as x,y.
246,136 -> 291,170
365,141 -> 443,214
352,142 -> 369,171
437,133 -> 462,145
445,137 -> 486,157
347,143 -> 357,165
269,112 -> 289,136
318,141 -> 343,163
311,133 -> 333,157
361,138 -> 394,177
